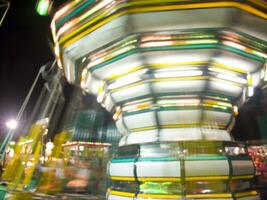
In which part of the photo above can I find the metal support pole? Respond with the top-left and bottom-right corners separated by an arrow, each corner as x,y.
0,1 -> 10,27
0,61 -> 56,161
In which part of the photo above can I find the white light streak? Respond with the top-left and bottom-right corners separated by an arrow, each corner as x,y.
217,73 -> 247,84
154,70 -> 203,78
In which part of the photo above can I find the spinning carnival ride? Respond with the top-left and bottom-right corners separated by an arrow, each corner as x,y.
51,0 -> 267,199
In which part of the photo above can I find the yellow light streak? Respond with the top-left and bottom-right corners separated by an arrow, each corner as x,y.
52,0 -> 267,82
57,1 -> 267,50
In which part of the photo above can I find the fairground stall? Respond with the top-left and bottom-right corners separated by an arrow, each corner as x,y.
247,140 -> 267,198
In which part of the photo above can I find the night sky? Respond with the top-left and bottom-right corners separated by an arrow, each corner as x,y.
0,1 -> 266,141
0,1 -> 54,134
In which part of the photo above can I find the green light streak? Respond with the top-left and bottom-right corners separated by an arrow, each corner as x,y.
36,0 -> 50,16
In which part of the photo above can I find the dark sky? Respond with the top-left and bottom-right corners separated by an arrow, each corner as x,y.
0,1 -> 54,134
0,0 -> 266,141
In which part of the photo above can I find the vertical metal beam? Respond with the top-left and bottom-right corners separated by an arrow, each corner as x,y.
0,1 -> 9,27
